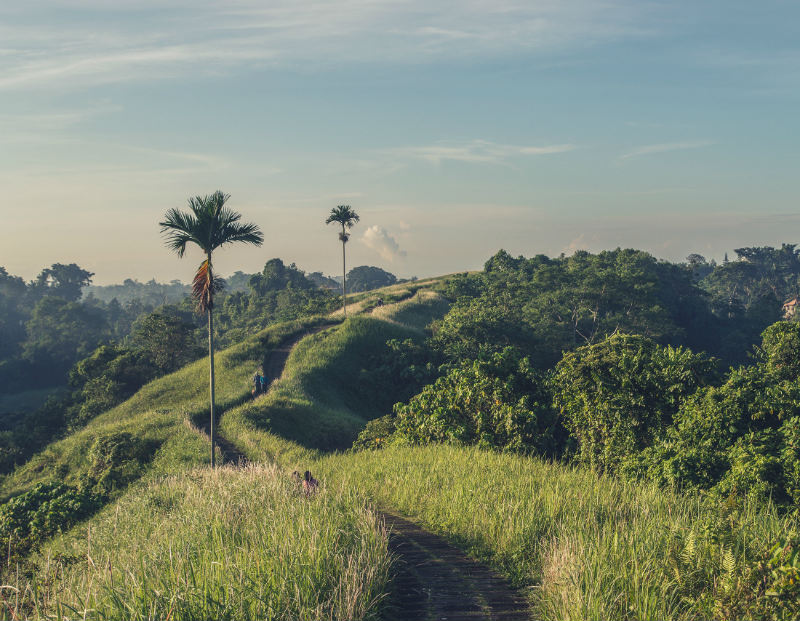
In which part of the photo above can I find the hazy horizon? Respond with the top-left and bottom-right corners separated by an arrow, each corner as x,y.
2,1 -> 798,285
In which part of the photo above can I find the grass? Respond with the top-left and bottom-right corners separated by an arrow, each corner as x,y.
7,281 -> 793,620
221,291 -> 450,457
0,286 -> 450,620
8,464 -> 390,621
0,316 -> 330,501
267,444 -> 794,621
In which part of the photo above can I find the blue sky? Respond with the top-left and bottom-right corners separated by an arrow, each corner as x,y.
1,0 -> 798,284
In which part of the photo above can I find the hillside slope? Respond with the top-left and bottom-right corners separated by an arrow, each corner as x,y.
0,316 -> 328,501
1,285 -> 450,619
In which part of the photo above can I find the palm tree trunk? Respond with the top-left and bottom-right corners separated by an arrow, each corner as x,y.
208,305 -> 216,468
207,251 -> 217,469
341,225 -> 347,317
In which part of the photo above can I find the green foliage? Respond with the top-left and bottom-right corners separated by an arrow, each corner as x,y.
352,415 -> 397,451
639,323 -> 800,506
435,248 -> 719,369
65,344 -> 157,429
208,259 -> 337,348
22,296 -> 109,377
358,338 -> 442,406
129,309 -> 203,374
702,244 -> 800,314
393,347 -> 557,453
0,482 -> 100,559
675,522 -> 800,621
84,277 -> 190,306
247,258 -> 316,295
31,263 -> 94,302
552,333 -> 715,472
346,266 -> 397,293
86,432 -> 153,495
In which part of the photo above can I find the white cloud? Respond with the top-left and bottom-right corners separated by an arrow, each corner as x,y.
361,225 -> 407,262
386,140 -> 576,165
0,0 -> 650,91
620,140 -> 714,160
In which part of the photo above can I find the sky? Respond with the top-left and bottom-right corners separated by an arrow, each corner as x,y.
1,0 -> 799,285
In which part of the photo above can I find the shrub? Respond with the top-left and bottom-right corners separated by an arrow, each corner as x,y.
0,482 -> 100,559
552,333 -> 715,472
86,432 -> 154,495
352,415 -> 396,451
393,347 -> 558,454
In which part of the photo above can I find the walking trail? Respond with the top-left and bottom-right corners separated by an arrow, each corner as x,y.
208,323 -> 534,620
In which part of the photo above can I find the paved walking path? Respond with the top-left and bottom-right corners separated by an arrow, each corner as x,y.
207,321 -> 533,620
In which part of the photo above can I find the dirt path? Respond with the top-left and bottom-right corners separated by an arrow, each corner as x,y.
381,510 -> 532,621
208,322 -> 534,619
205,324 -> 333,465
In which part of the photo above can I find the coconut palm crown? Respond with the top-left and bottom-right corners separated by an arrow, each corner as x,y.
326,205 -> 360,316
160,191 -> 263,467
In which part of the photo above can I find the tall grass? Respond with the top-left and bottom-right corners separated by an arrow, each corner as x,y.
311,445 -> 794,621
7,464 -> 390,620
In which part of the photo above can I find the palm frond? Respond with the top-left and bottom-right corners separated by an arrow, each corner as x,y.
159,208 -> 204,257
192,259 -> 225,312
213,207 -> 264,249
326,205 -> 360,228
160,192 -> 262,258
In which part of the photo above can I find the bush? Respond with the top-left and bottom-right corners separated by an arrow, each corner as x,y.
86,432 -> 154,495
0,482 -> 100,559
393,347 -> 558,454
552,334 -> 715,473
352,415 -> 397,451
639,323 -> 800,506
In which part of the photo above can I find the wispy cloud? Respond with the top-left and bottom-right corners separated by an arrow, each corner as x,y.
386,140 -> 575,165
361,225 -> 407,262
620,140 -> 714,160
0,0 -> 650,91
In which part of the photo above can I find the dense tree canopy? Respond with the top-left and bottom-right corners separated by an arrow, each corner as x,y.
346,266 -> 397,292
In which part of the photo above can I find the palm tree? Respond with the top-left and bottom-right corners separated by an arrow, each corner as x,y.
325,205 -> 360,316
160,191 -> 263,468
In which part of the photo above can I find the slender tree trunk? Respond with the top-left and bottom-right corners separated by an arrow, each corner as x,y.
207,252 -> 216,469
208,306 -> 216,468
341,225 -> 347,317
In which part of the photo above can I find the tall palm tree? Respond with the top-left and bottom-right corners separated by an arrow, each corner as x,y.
325,205 -> 360,317
160,191 -> 263,468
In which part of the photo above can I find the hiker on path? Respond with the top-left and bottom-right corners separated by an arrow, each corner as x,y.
252,370 -> 262,396
302,471 -> 319,496
259,374 -> 268,393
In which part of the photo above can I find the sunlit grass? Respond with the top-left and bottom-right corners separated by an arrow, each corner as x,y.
11,464 -> 390,621
312,445 -> 795,621
221,301 -> 448,455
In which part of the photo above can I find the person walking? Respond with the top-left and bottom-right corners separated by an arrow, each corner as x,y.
302,471 -> 319,496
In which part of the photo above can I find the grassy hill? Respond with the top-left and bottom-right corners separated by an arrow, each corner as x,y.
0,282 -> 450,619
0,316 -> 330,501
1,277 -> 795,620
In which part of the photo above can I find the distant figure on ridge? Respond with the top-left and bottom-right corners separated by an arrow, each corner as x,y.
260,373 -> 268,394
302,470 -> 319,496
252,369 -> 264,397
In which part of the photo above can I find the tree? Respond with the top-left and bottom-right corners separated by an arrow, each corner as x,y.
325,205 -> 360,316
346,265 -> 397,292
129,310 -> 202,374
160,191 -> 263,468
31,263 -> 94,302
551,333 -> 716,473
